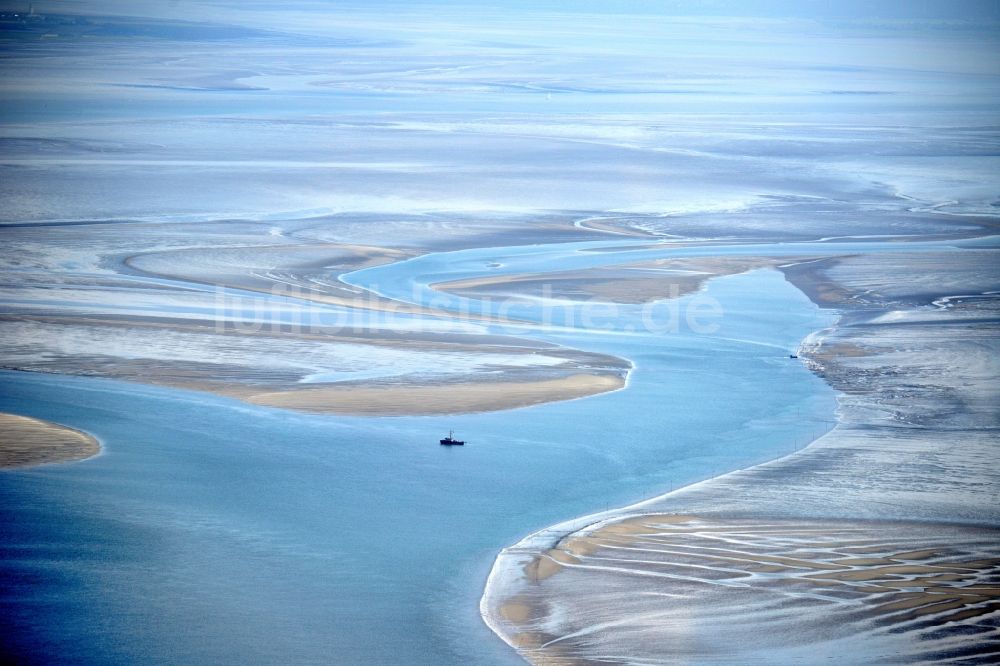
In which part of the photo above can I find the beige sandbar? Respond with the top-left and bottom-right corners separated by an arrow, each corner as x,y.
243,373 -> 625,416
0,412 -> 100,469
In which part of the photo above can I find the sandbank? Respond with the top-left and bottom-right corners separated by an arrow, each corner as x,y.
435,256 -> 797,304
240,373 -> 625,416
0,412 -> 100,468
0,311 -> 630,417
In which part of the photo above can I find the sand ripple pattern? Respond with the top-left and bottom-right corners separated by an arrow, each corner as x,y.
493,515 -> 1000,665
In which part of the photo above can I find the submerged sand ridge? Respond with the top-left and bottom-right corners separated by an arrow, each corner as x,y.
0,412 -> 100,468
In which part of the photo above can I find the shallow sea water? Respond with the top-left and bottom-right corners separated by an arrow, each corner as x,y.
0,263 -> 836,664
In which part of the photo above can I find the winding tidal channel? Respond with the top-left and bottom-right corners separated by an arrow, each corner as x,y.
1,236 -> 988,664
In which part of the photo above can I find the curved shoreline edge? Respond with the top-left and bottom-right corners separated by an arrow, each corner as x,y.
479,272 -> 848,655
478,245 -> 1000,662
479,373 -> 844,658
0,412 -> 101,469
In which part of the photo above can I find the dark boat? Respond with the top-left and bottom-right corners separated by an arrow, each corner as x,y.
440,430 -> 465,446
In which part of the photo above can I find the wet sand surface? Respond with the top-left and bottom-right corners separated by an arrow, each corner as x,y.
502,516 -> 1000,663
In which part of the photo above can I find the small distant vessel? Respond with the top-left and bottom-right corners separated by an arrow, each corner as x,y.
440,430 -> 465,446
789,354 -> 799,359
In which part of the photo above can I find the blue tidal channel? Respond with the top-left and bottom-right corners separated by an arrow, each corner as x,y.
0,256 -> 838,664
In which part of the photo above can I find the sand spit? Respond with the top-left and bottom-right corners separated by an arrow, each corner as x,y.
0,412 -> 100,468
483,245 -> 1000,663
0,315 -> 631,418
241,373 -> 625,416
435,256 -> 793,304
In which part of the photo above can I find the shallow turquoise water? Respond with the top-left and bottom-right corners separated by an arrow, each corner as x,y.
0,265 -> 836,664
